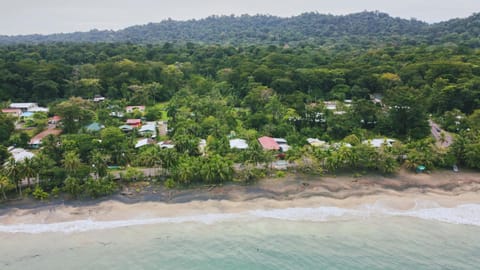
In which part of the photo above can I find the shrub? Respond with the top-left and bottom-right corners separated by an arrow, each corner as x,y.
64,176 -> 82,198
33,186 -> 49,201
83,176 -> 117,198
124,167 -> 144,182
51,187 -> 60,198
164,178 -> 176,189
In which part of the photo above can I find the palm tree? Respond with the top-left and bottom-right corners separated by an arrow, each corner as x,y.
159,148 -> 178,176
200,159 -> 216,184
151,146 -> 163,177
0,174 -> 11,200
32,153 -> 55,185
90,151 -> 108,179
4,158 -> 22,196
63,151 -> 82,177
20,158 -> 35,187
173,156 -> 195,185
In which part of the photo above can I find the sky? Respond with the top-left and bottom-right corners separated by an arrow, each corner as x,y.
1,0 -> 479,35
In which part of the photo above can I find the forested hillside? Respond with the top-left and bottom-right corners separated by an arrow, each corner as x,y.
1,42 -> 479,114
0,11 -> 479,46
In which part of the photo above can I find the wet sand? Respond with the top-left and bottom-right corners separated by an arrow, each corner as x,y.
0,169 -> 479,225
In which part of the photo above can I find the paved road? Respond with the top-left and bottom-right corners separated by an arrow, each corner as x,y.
429,120 -> 453,148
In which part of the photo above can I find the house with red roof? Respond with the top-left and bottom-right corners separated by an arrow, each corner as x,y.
48,115 -> 62,125
126,119 -> 142,128
258,136 -> 280,151
29,129 -> 62,149
1,108 -> 22,118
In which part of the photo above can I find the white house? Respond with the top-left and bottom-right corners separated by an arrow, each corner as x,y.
158,141 -> 175,149
229,139 -> 248,150
10,103 -> 38,112
9,148 -> 35,162
93,95 -> 106,102
126,106 -> 145,113
307,138 -> 327,147
28,107 -> 49,113
363,138 -> 395,148
135,138 -> 155,148
274,138 -> 290,152
139,123 -> 157,138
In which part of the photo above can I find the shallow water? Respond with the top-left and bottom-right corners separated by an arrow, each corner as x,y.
1,204 -> 480,269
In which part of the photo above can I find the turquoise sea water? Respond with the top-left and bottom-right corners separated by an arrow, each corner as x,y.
1,205 -> 480,269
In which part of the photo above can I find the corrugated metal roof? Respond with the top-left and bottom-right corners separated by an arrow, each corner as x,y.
229,139 -> 248,149
258,136 -> 280,150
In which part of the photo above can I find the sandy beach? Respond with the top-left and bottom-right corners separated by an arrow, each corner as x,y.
0,169 -> 479,226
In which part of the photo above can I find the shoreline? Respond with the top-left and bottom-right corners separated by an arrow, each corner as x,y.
0,169 -> 479,226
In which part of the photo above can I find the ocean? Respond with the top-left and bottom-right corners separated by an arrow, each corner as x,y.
1,203 -> 480,269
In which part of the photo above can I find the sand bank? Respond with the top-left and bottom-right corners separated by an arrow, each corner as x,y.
0,169 -> 479,227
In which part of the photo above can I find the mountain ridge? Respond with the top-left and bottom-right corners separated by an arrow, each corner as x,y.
0,11 -> 478,45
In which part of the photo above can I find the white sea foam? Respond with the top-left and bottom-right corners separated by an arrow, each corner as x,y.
249,207 -> 364,221
397,204 -> 480,226
1,203 -> 480,234
0,213 -> 241,234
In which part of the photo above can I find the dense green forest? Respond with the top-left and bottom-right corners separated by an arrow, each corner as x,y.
1,12 -> 480,47
0,11 -> 480,201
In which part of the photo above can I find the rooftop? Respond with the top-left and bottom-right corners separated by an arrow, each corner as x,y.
10,103 -> 38,109
9,148 -> 35,162
258,136 -> 280,151
229,138 -> 248,149
363,138 -> 395,148
29,129 -> 62,145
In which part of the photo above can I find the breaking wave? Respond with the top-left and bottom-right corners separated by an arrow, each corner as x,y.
1,203 -> 480,234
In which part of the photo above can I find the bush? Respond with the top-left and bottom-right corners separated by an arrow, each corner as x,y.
164,178 -> 176,189
23,187 -> 32,197
124,167 -> 144,182
33,186 -> 49,201
83,176 -> 117,198
237,165 -> 266,183
51,187 -> 60,198
64,176 -> 82,198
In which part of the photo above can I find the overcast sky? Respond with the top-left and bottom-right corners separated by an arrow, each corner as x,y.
1,0 -> 479,35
